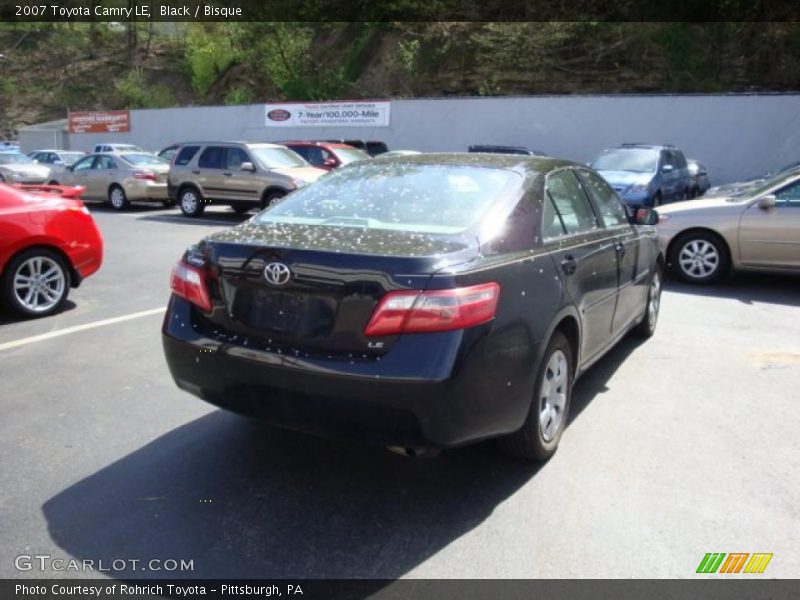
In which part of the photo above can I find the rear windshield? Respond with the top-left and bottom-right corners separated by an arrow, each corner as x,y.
254,162 -> 520,235
251,146 -> 308,169
120,153 -> 168,166
60,152 -> 85,166
592,148 -> 658,173
333,147 -> 370,165
0,153 -> 34,165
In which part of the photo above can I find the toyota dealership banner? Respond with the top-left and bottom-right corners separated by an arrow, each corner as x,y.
68,110 -> 131,134
264,101 -> 391,127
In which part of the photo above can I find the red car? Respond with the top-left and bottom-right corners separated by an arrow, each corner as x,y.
0,184 -> 103,317
281,141 -> 370,171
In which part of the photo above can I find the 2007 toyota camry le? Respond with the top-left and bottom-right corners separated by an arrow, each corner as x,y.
162,154 -> 663,461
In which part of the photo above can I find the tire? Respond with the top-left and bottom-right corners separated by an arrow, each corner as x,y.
260,190 -> 286,210
179,187 -> 205,217
48,180 -> 59,186
653,192 -> 662,207
670,231 -> 729,284
108,185 -> 129,210
498,331 -> 573,461
634,262 -> 662,338
1,248 -> 71,318
230,203 -> 252,214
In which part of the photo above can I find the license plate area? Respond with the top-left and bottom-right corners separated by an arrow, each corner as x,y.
232,287 -> 338,338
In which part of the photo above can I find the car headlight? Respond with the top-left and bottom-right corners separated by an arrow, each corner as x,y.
292,178 -> 309,188
630,183 -> 649,192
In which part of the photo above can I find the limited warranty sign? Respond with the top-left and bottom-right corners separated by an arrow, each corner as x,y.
265,101 -> 391,127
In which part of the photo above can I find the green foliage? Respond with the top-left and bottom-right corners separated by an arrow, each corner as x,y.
224,86 -> 255,105
114,69 -> 175,109
184,23 -> 240,94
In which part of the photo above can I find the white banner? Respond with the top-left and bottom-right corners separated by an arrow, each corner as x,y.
265,101 -> 391,128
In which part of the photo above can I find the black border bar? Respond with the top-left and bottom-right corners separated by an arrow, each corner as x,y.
2,0 -> 800,22
3,579 -> 799,600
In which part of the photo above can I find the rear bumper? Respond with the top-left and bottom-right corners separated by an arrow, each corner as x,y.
162,297 -> 537,449
124,180 -> 168,200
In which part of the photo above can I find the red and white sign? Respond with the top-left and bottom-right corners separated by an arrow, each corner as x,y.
264,101 -> 391,128
69,110 -> 130,134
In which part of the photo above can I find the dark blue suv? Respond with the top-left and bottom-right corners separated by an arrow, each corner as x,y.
591,144 -> 692,208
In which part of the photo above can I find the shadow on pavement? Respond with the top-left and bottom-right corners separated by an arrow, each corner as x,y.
664,271 -> 800,307
42,331 -> 641,584
0,299 -> 77,326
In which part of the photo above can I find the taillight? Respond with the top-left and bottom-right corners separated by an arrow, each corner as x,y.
170,261 -> 212,312
133,170 -> 157,181
364,282 -> 500,336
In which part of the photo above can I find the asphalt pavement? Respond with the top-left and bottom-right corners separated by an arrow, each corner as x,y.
1,203 -> 798,580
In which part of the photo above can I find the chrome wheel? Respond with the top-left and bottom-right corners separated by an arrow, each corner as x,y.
109,186 -> 126,209
181,191 -> 198,213
648,270 -> 661,327
678,239 -> 719,279
13,256 -> 66,313
539,350 -> 568,442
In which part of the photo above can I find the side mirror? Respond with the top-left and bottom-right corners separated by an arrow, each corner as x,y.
758,194 -> 776,210
240,161 -> 256,172
635,207 -> 659,226
661,164 -> 675,174
66,165 -> 74,171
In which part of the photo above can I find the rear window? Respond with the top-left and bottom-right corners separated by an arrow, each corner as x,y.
592,148 -> 659,173
254,162 -> 521,235
120,153 -> 168,166
198,146 -> 225,169
175,145 -> 200,166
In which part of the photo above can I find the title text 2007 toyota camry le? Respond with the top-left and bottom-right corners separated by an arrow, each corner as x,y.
162,155 -> 663,461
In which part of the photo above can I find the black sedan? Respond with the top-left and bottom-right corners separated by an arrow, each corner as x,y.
162,154 -> 663,461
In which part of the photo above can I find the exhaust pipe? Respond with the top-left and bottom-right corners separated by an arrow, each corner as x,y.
386,446 -> 441,459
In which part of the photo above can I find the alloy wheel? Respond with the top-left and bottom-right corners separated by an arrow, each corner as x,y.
539,350 -> 568,442
181,191 -> 198,214
678,239 -> 719,279
648,271 -> 661,327
13,256 -> 66,313
110,187 -> 126,209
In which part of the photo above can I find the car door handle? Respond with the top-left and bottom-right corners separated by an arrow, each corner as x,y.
615,243 -> 626,257
561,255 -> 577,275
223,172 -> 233,177
192,170 -> 200,175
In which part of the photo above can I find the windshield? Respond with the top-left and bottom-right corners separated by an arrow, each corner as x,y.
735,170 -> 800,202
120,153 -> 168,166
592,148 -> 658,173
253,162 -> 520,235
251,146 -> 308,169
59,152 -> 85,166
0,153 -> 34,165
333,147 -> 370,165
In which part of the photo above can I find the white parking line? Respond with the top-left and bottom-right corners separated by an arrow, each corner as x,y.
0,307 -> 165,352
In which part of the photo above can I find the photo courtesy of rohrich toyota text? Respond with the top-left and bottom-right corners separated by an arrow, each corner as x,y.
0,1 -> 797,599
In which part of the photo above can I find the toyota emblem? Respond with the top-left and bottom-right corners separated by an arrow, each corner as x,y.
263,262 -> 292,286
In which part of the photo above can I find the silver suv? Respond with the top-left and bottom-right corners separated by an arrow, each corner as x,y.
167,141 -> 326,217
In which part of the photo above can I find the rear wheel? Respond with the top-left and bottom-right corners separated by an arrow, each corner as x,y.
1,248 -> 70,318
653,191 -> 662,207
260,190 -> 286,210
498,331 -> 573,461
670,231 -> 729,284
179,187 -> 204,217
108,185 -> 129,210
634,262 -> 662,337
